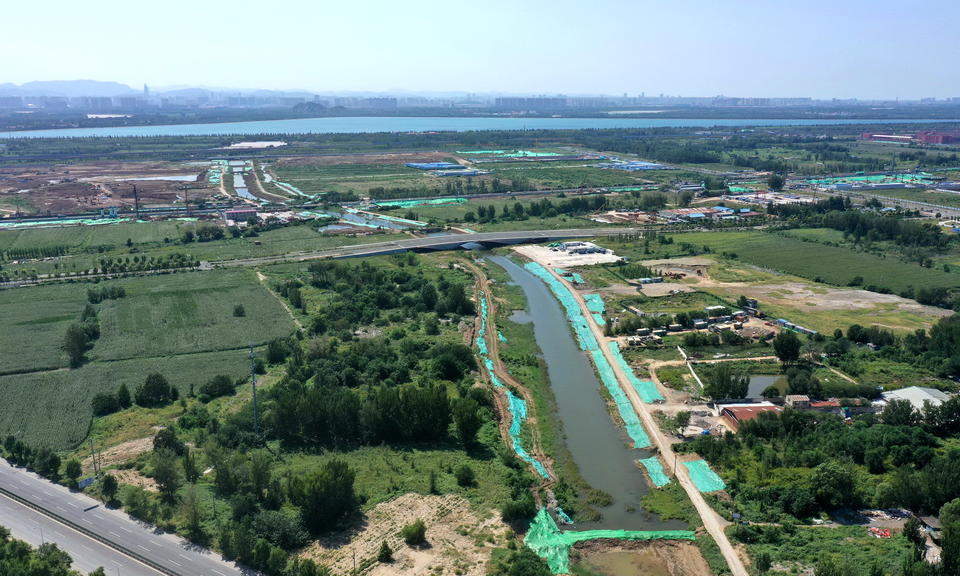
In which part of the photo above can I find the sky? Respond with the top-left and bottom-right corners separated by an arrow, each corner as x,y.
3,0 -> 959,99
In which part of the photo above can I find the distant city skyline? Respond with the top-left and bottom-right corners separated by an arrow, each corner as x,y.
3,0 -> 959,100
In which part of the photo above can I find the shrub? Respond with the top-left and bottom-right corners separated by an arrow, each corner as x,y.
377,540 -> 393,563
136,373 -> 175,407
233,304 -> 246,317
402,519 -> 427,546
198,375 -> 236,401
91,392 -> 120,416
455,464 -> 476,487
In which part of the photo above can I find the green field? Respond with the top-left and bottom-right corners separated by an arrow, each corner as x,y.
0,268 -> 295,373
627,230 -> 960,293
0,348 -> 251,449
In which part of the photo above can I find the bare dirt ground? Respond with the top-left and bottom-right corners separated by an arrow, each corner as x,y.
571,540 -> 712,576
0,161 -> 216,214
640,282 -> 693,297
81,437 -> 154,475
111,468 -> 158,493
275,152 -> 455,167
300,493 -> 510,576
513,245 -> 621,267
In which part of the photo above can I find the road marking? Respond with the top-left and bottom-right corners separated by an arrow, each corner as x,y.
137,545 -> 151,552
213,569 -> 228,576
109,531 -> 122,537
178,553 -> 191,561
169,559 -> 183,567
118,526 -> 133,533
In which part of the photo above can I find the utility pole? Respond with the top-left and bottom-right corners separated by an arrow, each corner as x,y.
132,184 -> 140,221
249,345 -> 260,443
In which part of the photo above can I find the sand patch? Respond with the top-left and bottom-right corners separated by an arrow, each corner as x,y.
571,540 -> 712,576
81,436 -> 154,475
301,493 -> 510,576
514,244 -> 621,267
111,468 -> 158,492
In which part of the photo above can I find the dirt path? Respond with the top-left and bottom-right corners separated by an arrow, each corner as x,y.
464,260 -> 557,500
522,252 -> 749,576
256,270 -> 303,329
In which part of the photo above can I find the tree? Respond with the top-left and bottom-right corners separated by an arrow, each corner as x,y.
401,519 -> 427,546
491,547 -> 552,576
136,373 -> 174,407
153,427 -> 185,455
378,540 -> 393,563
904,517 -> 926,561
198,375 -> 236,401
153,449 -> 182,504
882,399 -> 918,427
233,304 -> 246,317
773,331 -> 802,363
811,460 -> 858,509
704,364 -> 749,399
63,323 -> 90,367
455,464 -> 476,487
452,397 -> 482,446
768,174 -> 785,191
64,459 -> 82,490
100,474 -> 119,504
91,393 -> 119,416
675,411 -> 691,434
116,383 -> 132,408
287,459 -> 358,534
756,551 -> 772,575
181,486 -> 207,544
182,450 -> 200,483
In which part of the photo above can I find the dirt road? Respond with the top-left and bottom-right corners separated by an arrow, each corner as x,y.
528,256 -> 748,576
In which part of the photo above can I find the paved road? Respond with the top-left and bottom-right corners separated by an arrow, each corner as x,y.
0,491 -> 159,576
213,226 -> 653,268
0,460 -> 251,576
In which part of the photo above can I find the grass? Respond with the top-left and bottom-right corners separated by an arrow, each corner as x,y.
278,423 -> 513,512
0,282 -> 88,373
737,524 -> 912,575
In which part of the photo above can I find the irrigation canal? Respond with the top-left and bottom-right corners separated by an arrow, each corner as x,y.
489,255 -> 684,531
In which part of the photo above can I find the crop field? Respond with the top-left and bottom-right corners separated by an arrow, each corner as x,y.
2,224 -> 407,276
0,282 -> 88,373
0,268 -> 295,371
0,348 -> 251,449
0,220 -> 200,253
631,230 -> 960,293
93,269 -> 295,360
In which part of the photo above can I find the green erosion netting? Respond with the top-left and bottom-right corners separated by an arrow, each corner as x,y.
684,459 -> 726,492
476,292 -> 549,479
807,172 -> 934,186
456,149 -> 562,158
591,350 -> 650,448
525,263 -> 598,351
639,456 -> 671,487
373,197 -> 468,208
524,508 -> 696,574
592,313 -> 606,326
554,268 -> 585,284
525,262 -> 650,448
727,186 -> 753,193
344,207 -> 426,227
584,294 -> 605,314
456,150 -> 507,154
0,217 -> 128,229
609,342 -> 665,403
498,331 -> 507,343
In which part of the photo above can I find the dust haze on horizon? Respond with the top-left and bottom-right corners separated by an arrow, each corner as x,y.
4,0 -> 960,100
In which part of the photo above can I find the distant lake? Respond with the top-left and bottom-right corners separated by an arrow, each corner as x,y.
0,116 -> 956,139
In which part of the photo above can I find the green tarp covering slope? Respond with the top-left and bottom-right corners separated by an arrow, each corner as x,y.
639,456 -> 671,487
684,459 -> 726,492
524,509 -> 695,574
608,342 -> 665,403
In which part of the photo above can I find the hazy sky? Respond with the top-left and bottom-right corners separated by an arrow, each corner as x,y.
4,0 -> 959,99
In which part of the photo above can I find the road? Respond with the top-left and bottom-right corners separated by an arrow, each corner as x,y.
0,490 -> 159,576
0,460 -> 251,576
536,262 -> 749,576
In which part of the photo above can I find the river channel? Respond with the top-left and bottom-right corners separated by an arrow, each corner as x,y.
488,255 -> 684,531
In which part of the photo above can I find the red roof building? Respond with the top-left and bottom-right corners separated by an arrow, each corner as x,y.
720,404 -> 783,431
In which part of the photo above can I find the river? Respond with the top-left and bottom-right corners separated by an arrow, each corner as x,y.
0,116 -> 955,139
489,255 -> 684,531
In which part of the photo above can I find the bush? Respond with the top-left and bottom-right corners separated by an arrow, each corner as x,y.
401,519 -> 427,546
233,304 -> 246,317
91,392 -> 120,416
377,540 -> 393,563
136,373 -> 175,407
455,464 -> 476,487
198,375 -> 236,401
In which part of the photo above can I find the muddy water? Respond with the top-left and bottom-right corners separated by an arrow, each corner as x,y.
489,255 -> 684,531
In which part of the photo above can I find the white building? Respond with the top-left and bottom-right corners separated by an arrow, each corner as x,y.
876,386 -> 951,411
